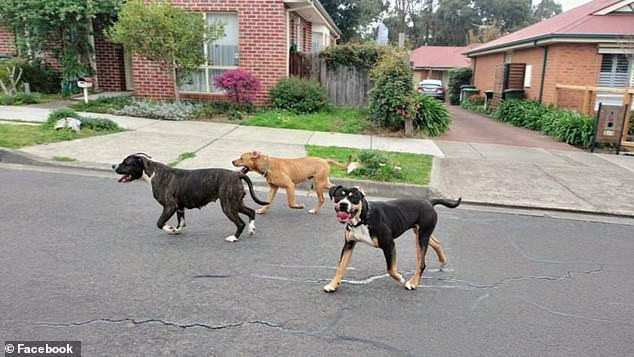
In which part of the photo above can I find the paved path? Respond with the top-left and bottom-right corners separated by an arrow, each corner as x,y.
440,106 -> 579,151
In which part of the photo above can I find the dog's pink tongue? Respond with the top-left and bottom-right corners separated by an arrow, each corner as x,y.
336,211 -> 350,221
118,175 -> 130,183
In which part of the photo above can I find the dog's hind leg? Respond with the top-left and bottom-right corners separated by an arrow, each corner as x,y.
176,209 -> 186,231
238,204 -> 256,235
308,180 -> 329,214
157,206 -> 180,235
428,235 -> 447,270
221,201 -> 245,242
284,182 -> 305,209
405,225 -> 432,290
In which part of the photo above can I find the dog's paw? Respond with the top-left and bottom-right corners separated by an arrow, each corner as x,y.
308,208 -> 318,214
323,284 -> 338,293
404,280 -> 418,290
162,225 -> 181,235
248,221 -> 256,235
256,208 -> 267,215
438,262 -> 447,272
291,204 -> 305,209
225,235 -> 238,243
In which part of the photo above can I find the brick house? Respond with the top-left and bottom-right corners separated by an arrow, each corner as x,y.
0,0 -> 340,103
464,0 -> 634,111
409,45 -> 474,86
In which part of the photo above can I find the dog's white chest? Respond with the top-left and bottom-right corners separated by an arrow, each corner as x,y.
346,224 -> 378,247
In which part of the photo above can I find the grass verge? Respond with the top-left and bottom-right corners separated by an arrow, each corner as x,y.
306,145 -> 433,185
241,107 -> 373,134
0,122 -> 121,149
168,151 -> 196,167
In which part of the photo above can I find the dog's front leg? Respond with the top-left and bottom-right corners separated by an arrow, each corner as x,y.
324,240 -> 356,293
405,229 -> 430,290
379,238 -> 405,285
284,183 -> 305,209
176,209 -> 186,230
256,185 -> 278,215
157,206 -> 179,235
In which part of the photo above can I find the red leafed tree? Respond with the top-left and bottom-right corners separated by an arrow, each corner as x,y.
214,69 -> 261,106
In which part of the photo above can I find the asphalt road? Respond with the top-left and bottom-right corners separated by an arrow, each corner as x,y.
1,165 -> 633,357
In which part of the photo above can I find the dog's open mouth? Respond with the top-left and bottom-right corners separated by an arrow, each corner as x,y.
118,174 -> 133,183
240,166 -> 250,174
335,209 -> 355,223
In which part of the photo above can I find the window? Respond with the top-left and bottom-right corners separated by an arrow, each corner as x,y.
312,32 -> 324,53
179,13 -> 239,93
598,54 -> 632,88
524,64 -> 532,88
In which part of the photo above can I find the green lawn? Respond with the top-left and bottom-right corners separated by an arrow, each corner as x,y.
241,107 -> 374,134
69,96 -> 133,113
306,145 -> 433,185
0,122 -> 120,149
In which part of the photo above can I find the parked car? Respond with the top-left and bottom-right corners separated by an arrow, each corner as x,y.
417,79 -> 445,101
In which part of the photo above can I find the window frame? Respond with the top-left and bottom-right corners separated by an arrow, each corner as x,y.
598,53 -> 632,88
179,12 -> 239,94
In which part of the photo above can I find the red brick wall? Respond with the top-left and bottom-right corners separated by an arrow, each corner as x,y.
94,22 -> 126,91
542,43 -> 601,110
472,53 -> 504,92
0,25 -> 16,55
133,0 -> 292,104
511,47 -> 546,100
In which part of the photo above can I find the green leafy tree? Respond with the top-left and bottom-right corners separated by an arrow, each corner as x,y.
321,0 -> 386,42
0,0 -> 122,92
476,0 -> 533,33
532,0 -> 562,22
107,0 -> 223,101
433,0 -> 478,45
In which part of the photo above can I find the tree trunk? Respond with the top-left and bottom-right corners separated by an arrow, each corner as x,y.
87,19 -> 99,90
404,118 -> 414,137
172,60 -> 180,102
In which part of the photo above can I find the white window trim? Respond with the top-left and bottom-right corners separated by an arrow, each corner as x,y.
524,64 -> 532,88
179,12 -> 239,94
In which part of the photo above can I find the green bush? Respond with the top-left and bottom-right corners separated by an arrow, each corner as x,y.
0,94 -> 16,105
368,51 -> 414,130
14,92 -> 41,104
269,77 -> 330,114
350,149 -> 403,182
20,60 -> 61,94
460,95 -> 490,114
46,107 -> 119,131
412,92 -> 451,136
319,43 -> 386,70
448,67 -> 473,105
495,99 -> 595,148
193,100 -> 252,119
113,100 -> 201,120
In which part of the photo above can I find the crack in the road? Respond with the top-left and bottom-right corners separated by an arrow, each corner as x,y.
37,318 -> 243,330
513,296 -> 634,326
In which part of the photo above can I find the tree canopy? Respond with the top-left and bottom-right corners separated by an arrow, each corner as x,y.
107,0 -> 223,101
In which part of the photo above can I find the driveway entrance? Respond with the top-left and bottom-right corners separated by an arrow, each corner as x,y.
439,106 -> 579,151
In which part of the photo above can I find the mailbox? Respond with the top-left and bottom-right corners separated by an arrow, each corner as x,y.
77,77 -> 94,88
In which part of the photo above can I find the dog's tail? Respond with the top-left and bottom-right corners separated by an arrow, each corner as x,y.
239,175 -> 269,206
326,155 -> 353,170
430,197 -> 462,209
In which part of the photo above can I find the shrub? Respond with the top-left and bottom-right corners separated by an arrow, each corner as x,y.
70,96 -> 134,113
412,92 -> 451,136
319,43 -> 386,70
495,99 -> 595,148
113,100 -> 201,120
368,51 -> 415,130
0,94 -> 16,105
448,67 -> 473,105
269,77 -> 330,113
213,68 -> 261,106
45,107 -> 119,131
20,60 -> 61,94
460,95 -> 490,114
349,149 -> 403,181
14,92 -> 41,104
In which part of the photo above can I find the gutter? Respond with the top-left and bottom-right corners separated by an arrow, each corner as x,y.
465,33 -> 628,57
312,0 -> 342,39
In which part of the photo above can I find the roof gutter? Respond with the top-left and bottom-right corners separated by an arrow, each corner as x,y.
465,33 -> 627,57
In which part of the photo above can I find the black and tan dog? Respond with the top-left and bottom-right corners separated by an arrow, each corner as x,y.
324,186 -> 461,292
112,153 -> 268,242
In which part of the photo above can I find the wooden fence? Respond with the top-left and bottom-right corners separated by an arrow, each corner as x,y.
555,84 -> 634,148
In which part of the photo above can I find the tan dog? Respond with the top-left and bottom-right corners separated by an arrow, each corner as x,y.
232,151 -> 351,214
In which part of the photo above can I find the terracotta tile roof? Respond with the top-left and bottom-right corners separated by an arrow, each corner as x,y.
466,0 -> 634,56
410,45 -> 475,69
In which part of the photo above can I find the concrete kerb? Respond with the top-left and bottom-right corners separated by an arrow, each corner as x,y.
3,146 -> 634,219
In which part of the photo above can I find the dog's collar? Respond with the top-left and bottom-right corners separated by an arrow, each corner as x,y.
345,200 -> 370,230
258,157 -> 271,178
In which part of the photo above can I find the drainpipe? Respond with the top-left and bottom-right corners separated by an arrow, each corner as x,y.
538,45 -> 548,104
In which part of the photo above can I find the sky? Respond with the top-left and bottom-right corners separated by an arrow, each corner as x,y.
556,0 -> 593,11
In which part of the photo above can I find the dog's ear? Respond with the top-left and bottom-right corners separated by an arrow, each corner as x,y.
252,151 -> 260,158
353,186 -> 366,197
136,155 -> 155,176
329,185 -> 342,200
